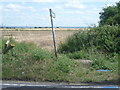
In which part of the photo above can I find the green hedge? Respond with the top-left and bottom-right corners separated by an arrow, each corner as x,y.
58,26 -> 120,53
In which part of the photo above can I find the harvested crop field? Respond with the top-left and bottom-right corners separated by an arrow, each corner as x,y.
2,30 -> 79,50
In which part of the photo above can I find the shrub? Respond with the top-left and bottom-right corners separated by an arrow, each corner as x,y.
58,25 -> 120,54
66,50 -> 87,59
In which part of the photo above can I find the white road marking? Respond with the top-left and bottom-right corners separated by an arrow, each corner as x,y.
2,83 -> 51,87
1,83 -> 119,88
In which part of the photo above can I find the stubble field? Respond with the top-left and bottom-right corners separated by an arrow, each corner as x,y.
2,30 -> 79,51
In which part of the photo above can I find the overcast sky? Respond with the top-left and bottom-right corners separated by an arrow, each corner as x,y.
0,0 -> 119,27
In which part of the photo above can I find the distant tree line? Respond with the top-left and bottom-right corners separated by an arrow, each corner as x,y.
99,1 -> 120,26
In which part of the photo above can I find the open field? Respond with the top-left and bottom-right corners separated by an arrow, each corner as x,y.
2,30 -> 79,50
0,28 -> 88,31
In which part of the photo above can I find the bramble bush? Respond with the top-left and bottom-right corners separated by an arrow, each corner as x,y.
58,25 -> 120,54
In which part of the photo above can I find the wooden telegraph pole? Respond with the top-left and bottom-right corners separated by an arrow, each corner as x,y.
49,9 -> 57,57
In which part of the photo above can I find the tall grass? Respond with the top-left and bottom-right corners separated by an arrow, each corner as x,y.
2,38 -> 75,82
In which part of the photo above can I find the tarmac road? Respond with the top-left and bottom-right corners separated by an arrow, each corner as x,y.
0,81 -> 119,90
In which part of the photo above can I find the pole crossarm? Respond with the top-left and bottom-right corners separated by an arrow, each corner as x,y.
50,9 -> 56,19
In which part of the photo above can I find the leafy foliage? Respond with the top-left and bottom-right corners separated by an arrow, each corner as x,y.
58,26 -> 120,54
99,1 -> 120,26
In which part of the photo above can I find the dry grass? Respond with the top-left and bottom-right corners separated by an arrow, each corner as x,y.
0,28 -> 88,31
2,30 -> 79,50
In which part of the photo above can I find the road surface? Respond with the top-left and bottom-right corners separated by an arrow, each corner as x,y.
0,81 -> 119,90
